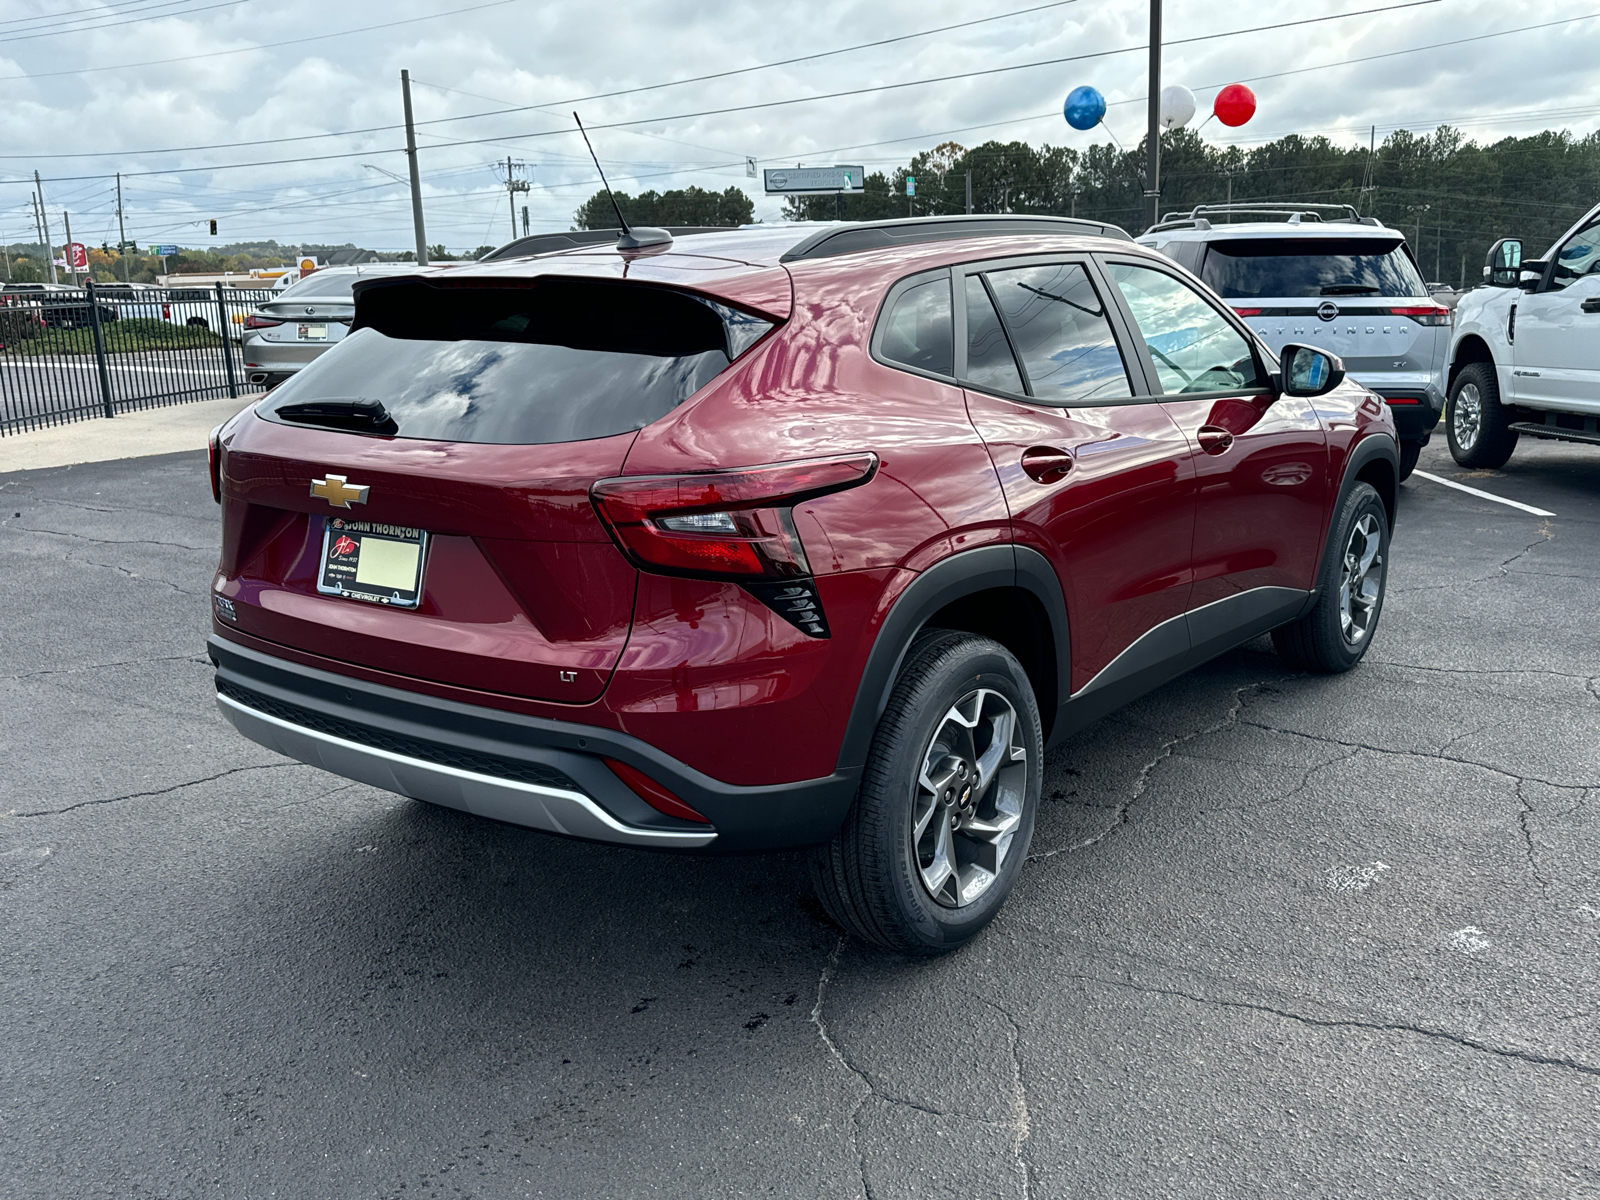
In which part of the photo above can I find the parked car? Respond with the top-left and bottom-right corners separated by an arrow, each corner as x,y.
207,215 -> 1398,955
1140,204 -> 1448,480
240,264 -> 419,387
1,282 -> 119,329
1443,200 -> 1600,467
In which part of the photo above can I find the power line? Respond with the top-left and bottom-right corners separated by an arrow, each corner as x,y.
0,0 -> 528,82
2,0 -> 253,43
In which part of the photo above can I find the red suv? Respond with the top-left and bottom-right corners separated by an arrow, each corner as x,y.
208,216 -> 1398,954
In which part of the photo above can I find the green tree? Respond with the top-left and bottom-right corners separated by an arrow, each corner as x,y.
10,257 -> 45,282
574,185 -> 755,229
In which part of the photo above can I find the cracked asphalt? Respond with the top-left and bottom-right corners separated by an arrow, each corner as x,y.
3,436 -> 1598,1199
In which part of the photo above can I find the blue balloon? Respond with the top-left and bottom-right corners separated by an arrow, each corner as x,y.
1064,85 -> 1106,131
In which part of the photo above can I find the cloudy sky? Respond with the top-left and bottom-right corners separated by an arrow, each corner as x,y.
3,0 -> 1597,254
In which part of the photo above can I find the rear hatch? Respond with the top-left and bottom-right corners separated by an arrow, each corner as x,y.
216,268 -> 782,703
1199,235 -> 1449,382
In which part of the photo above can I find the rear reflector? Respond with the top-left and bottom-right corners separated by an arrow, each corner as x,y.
604,759 -> 711,824
1231,307 -> 1263,317
1383,395 -> 1423,404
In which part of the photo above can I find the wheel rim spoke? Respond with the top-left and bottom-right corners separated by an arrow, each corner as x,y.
1337,513 -> 1385,646
913,685 -> 1029,910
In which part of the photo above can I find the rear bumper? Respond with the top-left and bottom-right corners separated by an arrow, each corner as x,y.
1372,389 -> 1442,444
209,635 -> 858,852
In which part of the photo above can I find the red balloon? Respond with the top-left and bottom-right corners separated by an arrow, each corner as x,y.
1213,83 -> 1256,128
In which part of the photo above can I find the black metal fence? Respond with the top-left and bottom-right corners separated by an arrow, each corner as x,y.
0,282 -> 273,436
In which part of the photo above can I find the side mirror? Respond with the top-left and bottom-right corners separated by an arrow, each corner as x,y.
1517,260 -> 1548,292
1484,238 -> 1522,287
1279,344 -> 1346,397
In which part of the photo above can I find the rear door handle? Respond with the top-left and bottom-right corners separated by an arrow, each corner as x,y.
1020,446 -> 1073,484
1582,297 -> 1600,314
1197,425 -> 1234,455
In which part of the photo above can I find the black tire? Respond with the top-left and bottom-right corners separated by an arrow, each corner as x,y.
1272,482 -> 1390,674
809,630 -> 1043,956
185,316 -> 210,328
1398,442 -> 1421,482
1446,362 -> 1518,469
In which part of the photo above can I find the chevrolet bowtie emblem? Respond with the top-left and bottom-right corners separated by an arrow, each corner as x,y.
309,474 -> 369,508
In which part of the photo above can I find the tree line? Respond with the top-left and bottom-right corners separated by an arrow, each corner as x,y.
578,126 -> 1600,288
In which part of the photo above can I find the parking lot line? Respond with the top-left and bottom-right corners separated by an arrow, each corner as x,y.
1411,469 -> 1556,517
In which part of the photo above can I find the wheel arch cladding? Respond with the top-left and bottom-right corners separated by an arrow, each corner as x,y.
833,546 -> 1071,773
1346,434 -> 1399,531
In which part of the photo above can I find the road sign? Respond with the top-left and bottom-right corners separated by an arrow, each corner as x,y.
905,176 -> 916,198
762,166 -> 866,195
66,242 -> 88,269
150,244 -> 178,257
116,241 -> 138,254
746,157 -> 757,179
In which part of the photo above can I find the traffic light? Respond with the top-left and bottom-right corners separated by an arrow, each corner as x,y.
209,219 -> 217,236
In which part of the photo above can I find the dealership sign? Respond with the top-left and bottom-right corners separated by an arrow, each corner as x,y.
762,166 -> 866,195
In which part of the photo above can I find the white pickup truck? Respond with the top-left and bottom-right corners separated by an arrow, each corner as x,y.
1445,200 -> 1600,467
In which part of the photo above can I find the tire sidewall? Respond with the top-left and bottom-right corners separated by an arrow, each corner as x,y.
874,644 -> 1043,952
1447,362 -> 1516,468
1316,483 -> 1390,669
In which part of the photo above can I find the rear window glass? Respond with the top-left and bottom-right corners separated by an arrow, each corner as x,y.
258,277 -> 772,445
275,272 -> 370,301
1201,237 -> 1426,299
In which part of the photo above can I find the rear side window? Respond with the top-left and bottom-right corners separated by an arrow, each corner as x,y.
964,276 -> 1024,395
258,278 -> 772,445
877,275 -> 953,376
1201,237 -> 1426,299
984,263 -> 1131,403
276,273 -> 363,301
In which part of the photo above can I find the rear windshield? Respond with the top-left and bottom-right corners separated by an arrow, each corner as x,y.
1200,237 -> 1426,299
275,272 -> 367,301
257,277 -> 773,445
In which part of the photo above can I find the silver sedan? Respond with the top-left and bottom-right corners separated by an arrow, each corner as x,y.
241,265 -> 417,387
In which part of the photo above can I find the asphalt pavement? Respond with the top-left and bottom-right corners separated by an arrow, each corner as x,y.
2,436 -> 1598,1199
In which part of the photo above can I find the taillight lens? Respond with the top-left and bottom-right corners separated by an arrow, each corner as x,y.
243,314 -> 284,330
207,424 -> 223,503
1388,304 -> 1452,326
604,759 -> 710,824
1231,306 -> 1263,317
591,453 -> 877,581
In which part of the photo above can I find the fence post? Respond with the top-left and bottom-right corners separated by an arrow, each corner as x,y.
86,280 -> 116,420
216,282 -> 239,399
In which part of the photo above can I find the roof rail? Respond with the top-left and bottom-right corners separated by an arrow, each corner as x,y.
480,226 -> 736,262
1147,202 -> 1382,234
779,214 -> 1132,263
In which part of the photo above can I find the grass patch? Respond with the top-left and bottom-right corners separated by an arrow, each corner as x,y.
3,317 -> 225,355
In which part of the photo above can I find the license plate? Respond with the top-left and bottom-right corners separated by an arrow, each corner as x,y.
316,519 -> 427,608
298,323 -> 327,340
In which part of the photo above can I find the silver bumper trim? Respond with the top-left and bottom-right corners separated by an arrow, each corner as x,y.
216,692 -> 718,848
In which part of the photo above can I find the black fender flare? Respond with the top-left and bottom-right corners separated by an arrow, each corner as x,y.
1295,431 -> 1399,621
833,544 -> 1072,773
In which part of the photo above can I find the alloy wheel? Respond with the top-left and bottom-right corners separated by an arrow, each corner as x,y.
1339,513 -> 1385,647
912,688 -> 1027,909
1453,382 -> 1482,452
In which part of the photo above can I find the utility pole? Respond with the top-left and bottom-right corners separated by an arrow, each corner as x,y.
965,169 -> 973,215
116,172 -> 131,282
502,157 -> 530,240
521,205 -> 530,236
34,171 -> 57,284
401,69 -> 429,266
62,211 -> 76,285
1359,124 -> 1376,214
1145,0 -> 1162,232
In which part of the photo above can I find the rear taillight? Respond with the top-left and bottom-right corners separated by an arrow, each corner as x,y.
604,759 -> 710,824
243,314 -> 283,330
1388,304 -> 1451,326
207,424 -> 223,503
590,453 -> 877,582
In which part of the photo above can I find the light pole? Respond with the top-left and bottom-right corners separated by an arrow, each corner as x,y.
1145,0 -> 1162,232
1406,204 -> 1431,254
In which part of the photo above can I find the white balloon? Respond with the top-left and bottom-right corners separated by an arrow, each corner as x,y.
1159,85 -> 1196,131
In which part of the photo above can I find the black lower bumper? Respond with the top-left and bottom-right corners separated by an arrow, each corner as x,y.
1376,391 -> 1442,444
208,636 -> 858,853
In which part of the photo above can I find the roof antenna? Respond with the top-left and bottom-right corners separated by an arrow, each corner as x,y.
573,112 -> 671,251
